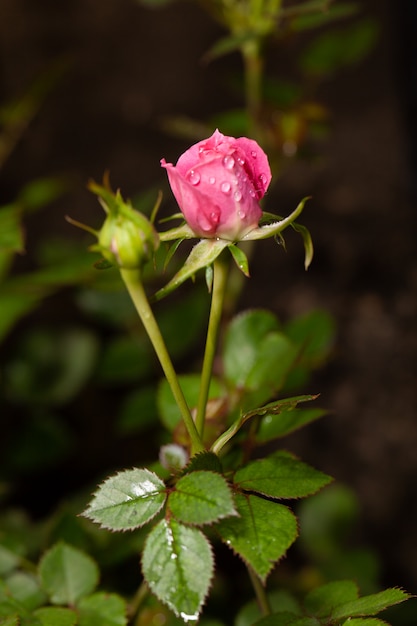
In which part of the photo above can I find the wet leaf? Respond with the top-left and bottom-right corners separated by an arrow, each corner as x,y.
83,469 -> 166,531
142,518 -> 214,621
168,471 -> 236,525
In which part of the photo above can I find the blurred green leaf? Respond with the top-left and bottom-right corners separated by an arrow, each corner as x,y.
33,606 -> 78,626
142,518 -> 213,621
39,543 -> 99,605
116,385 -> 158,435
304,580 -> 359,617
299,19 -> 379,77
4,327 -> 99,405
223,310 -> 280,388
0,204 -> 24,253
4,572 -> 46,612
78,592 -> 127,626
288,2 -> 359,32
96,334 -> 153,384
158,374 -> 223,432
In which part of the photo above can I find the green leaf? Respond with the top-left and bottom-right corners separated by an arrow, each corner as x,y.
153,239 -> 230,301
243,332 -> 299,397
255,615 -> 319,626
142,518 -> 214,621
299,20 -> 379,77
290,221 -> 313,270
234,451 -> 332,499
342,617 -> 389,626
0,204 -> 24,253
228,244 -> 250,276
78,592 -> 127,626
83,468 -> 166,531
33,607 -> 78,626
168,471 -> 236,525
285,309 -> 336,366
183,451 -> 223,475
211,395 -> 317,455
39,542 -> 99,605
223,310 -> 280,388
158,374 -> 223,432
304,580 -> 359,617
332,588 -> 411,620
257,406 -> 327,442
216,493 -> 298,582
242,197 -> 310,241
4,572 -> 46,611
0,616 -> 21,626
288,2 -> 359,32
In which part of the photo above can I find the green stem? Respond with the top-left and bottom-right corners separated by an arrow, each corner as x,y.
127,580 -> 148,621
120,268 -> 204,454
242,38 -> 263,141
195,259 -> 229,439
248,565 -> 272,616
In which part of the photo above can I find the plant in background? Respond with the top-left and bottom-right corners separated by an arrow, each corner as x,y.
0,2 -> 412,626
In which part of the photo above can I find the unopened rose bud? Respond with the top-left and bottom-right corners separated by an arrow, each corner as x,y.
161,129 -> 271,241
85,181 -> 159,270
98,207 -> 158,270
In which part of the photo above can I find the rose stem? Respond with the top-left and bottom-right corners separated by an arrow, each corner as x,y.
120,268 -> 204,454
248,566 -> 272,617
195,258 -> 228,439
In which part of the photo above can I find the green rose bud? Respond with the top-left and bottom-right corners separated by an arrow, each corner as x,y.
98,202 -> 159,270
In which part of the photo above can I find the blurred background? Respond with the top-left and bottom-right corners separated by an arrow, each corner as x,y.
0,0 -> 416,619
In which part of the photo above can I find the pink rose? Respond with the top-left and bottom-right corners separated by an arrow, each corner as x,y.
161,129 -> 271,241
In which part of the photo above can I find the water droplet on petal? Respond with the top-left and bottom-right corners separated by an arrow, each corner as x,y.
238,209 -> 246,219
210,211 -> 220,223
249,188 -> 256,198
222,154 -> 235,170
237,156 -> 246,166
259,173 -> 267,187
221,181 -> 231,194
188,170 -> 201,185
209,176 -> 216,184
234,190 -> 242,202
251,150 -> 257,158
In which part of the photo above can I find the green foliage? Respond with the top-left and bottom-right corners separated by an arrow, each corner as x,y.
142,519 -> 213,621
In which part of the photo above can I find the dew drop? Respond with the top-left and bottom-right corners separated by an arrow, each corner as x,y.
249,188 -> 256,198
251,150 -> 257,158
222,154 -> 235,170
234,190 -> 242,202
221,181 -> 231,194
237,155 -> 246,166
209,176 -> 216,184
258,173 -> 267,187
188,170 -> 201,185
238,209 -> 246,219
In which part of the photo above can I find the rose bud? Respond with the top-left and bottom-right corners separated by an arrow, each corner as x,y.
161,129 -> 271,241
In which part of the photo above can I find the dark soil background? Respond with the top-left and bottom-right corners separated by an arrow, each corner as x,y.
1,0 -> 417,605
